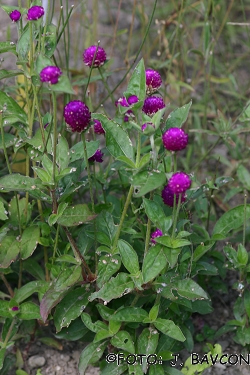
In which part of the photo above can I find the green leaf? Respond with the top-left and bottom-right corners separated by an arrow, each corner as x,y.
117,240 -> 139,275
126,58 -> 146,100
22,258 -> 45,280
18,302 -> 41,320
142,245 -> 168,283
0,91 -> 27,123
55,318 -> 89,341
193,242 -> 215,262
143,198 -> 166,228
93,329 -> 112,343
96,304 -> 115,321
110,330 -> 135,354
14,280 -> 48,303
69,140 -> 100,162
20,226 -> 40,260
56,134 -> 69,171
89,272 -> 134,303
81,313 -> 108,333
138,153 -> 151,169
149,364 -> 164,375
100,362 -> 128,375
0,69 -> 23,81
151,107 -> 166,131
109,320 -> 121,335
0,300 -> 13,318
44,24 -> 57,57
212,204 -> 250,237
38,337 -> 63,350
132,170 -> 166,197
97,255 -> 121,289
237,164 -> 250,190
137,328 -> 159,373
156,236 -> 191,248
17,26 -> 30,59
244,289 -> 250,320
35,53 -> 53,74
110,307 -> 148,322
79,341 -> 106,375
40,265 -> 82,322
0,348 -> 6,370
93,114 -> 134,161
153,318 -> 185,341
15,369 -> 29,375
116,155 -> 136,168
164,101 -> 192,131
0,133 -> 16,149
54,287 -> 90,332
0,235 -> 20,268
224,245 -> 238,266
50,75 -> 75,95
237,243 -> 248,267
56,204 -> 96,226
0,41 -> 17,55
0,174 -> 52,202
174,279 -> 208,300
0,201 -> 8,220
148,304 -> 159,322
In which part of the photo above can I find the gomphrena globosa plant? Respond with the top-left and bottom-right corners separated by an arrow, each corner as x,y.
1,1 -> 250,375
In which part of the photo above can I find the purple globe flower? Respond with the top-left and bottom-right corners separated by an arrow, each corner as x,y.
63,100 -> 91,133
94,119 -> 105,134
142,96 -> 165,116
168,172 -> 191,194
161,185 -> 186,207
40,66 -> 62,84
9,10 -> 21,22
88,149 -> 104,163
162,127 -> 188,152
116,95 -> 139,122
151,228 -> 163,244
11,306 -> 19,311
27,6 -> 44,20
83,45 -> 107,67
146,69 -> 162,95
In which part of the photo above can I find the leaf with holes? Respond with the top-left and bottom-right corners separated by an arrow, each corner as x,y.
111,330 -> 135,354
153,318 -> 185,341
0,235 -> 20,268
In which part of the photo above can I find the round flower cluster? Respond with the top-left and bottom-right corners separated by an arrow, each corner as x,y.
88,149 -> 104,163
40,66 -> 62,84
93,119 -> 105,135
151,228 -> 163,244
27,6 -> 44,20
83,45 -> 107,68
146,69 -> 162,95
116,95 -> 139,122
142,96 -> 165,116
9,10 -> 21,22
63,100 -> 91,133
162,127 -> 188,152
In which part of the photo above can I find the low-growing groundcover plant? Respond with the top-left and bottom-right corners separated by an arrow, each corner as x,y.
1,1 -> 250,375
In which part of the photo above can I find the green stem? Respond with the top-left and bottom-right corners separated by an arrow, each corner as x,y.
81,132 -> 95,213
243,190 -> 247,248
0,273 -> 14,298
33,85 -> 46,149
52,91 -> 57,185
57,4 -> 74,44
41,0 -> 51,53
171,194 -> 182,238
94,0 -> 158,111
173,152 -> 177,172
144,191 -> 153,256
3,319 -> 15,348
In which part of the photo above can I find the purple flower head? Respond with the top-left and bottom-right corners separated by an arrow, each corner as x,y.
146,69 -> 162,95
83,45 -> 107,68
9,10 -> 21,22
116,95 -> 139,122
88,149 -> 104,163
151,228 -> 163,244
142,96 -> 165,116
168,172 -> 191,194
12,306 -> 19,311
63,100 -> 91,133
40,66 -> 62,85
27,6 -> 44,20
162,127 -> 188,152
94,119 -> 105,134
161,185 -> 186,207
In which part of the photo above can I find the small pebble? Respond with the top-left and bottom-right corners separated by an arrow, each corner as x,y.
28,355 -> 46,368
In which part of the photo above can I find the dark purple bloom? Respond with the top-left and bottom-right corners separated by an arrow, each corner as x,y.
161,185 -> 186,207
40,66 -> 62,84
83,45 -> 107,67
93,119 -> 105,134
116,95 -> 139,122
142,96 -> 165,116
9,10 -> 21,22
146,69 -> 162,95
162,127 -> 188,152
88,149 -> 104,163
63,100 -> 91,133
168,172 -> 191,194
27,6 -> 44,20
12,306 -> 19,311
151,228 -> 163,244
